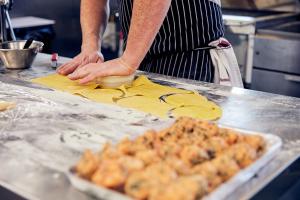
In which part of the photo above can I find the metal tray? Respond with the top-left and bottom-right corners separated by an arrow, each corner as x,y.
203,127 -> 282,200
67,127 -> 282,200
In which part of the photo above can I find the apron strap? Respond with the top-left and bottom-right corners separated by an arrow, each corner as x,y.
209,0 -> 221,7
209,38 -> 244,88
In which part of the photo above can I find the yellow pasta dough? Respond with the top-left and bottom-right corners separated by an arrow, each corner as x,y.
116,95 -> 174,118
127,75 -> 191,99
31,74 -> 98,93
31,74 -> 222,120
171,105 -> 222,119
79,88 -> 125,104
164,93 -> 208,107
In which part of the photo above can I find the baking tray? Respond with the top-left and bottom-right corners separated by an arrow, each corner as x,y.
67,127 -> 282,200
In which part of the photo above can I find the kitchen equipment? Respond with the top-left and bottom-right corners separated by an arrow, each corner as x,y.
223,10 -> 298,86
222,0 -> 300,97
0,40 -> 43,69
51,53 -> 58,69
251,17 -> 300,97
0,0 -> 16,42
222,0 -> 298,10
23,38 -> 33,49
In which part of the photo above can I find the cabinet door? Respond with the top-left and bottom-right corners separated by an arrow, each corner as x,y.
252,68 -> 300,98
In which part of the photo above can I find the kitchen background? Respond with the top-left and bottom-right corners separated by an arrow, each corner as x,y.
8,0 -> 300,97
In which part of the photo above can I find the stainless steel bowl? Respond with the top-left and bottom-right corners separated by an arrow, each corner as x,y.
0,40 -> 44,69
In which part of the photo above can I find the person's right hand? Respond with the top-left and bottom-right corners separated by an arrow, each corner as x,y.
57,49 -> 104,76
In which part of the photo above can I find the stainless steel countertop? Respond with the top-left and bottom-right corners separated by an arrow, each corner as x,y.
0,53 -> 300,200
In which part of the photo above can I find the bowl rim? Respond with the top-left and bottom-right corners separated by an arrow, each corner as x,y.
0,40 -> 44,51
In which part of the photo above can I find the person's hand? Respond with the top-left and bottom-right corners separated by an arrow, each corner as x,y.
57,50 -> 104,75
68,57 -> 137,84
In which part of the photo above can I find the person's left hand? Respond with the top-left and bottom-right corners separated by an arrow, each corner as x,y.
68,57 -> 137,84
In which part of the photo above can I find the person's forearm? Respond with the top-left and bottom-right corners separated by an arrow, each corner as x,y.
122,0 -> 171,68
80,0 -> 109,51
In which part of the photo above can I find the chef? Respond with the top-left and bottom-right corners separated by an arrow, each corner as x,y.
57,0 -> 229,85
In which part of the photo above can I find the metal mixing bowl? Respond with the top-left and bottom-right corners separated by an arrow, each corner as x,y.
0,40 -> 44,69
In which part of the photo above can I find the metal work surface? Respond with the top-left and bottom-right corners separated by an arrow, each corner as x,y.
0,54 -> 300,200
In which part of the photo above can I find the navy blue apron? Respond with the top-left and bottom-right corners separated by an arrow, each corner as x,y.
120,0 -> 224,82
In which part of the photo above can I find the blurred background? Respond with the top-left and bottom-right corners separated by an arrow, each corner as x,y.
9,0 -> 121,58
7,0 -> 300,97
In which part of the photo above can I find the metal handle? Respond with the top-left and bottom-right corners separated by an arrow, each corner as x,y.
34,46 -> 43,54
38,45 -> 44,52
0,6 -> 7,42
5,10 -> 16,41
284,74 -> 300,83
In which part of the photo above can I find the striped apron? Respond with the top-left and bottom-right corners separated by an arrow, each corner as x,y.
120,0 -> 224,82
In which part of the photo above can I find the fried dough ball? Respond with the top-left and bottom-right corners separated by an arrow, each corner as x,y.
161,117 -> 198,142
177,130 -> 204,146
100,142 -> 121,160
177,137 -> 195,146
117,138 -> 135,155
117,137 -> 154,156
193,120 -> 219,139
226,143 -> 257,168
135,130 -> 157,149
165,157 -> 192,175
0,101 -> 15,112
91,160 -> 127,188
149,175 -> 208,200
76,150 -> 99,179
192,162 -> 222,192
172,117 -> 198,133
212,155 -> 240,182
118,156 -> 145,173
199,137 -> 229,158
157,128 -> 175,141
155,141 -> 182,158
180,145 -> 209,166
91,156 -> 144,188
125,162 -> 177,199
125,171 -> 154,200
135,149 -> 161,165
219,129 -> 243,145
145,162 -> 177,184
243,135 -> 266,153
